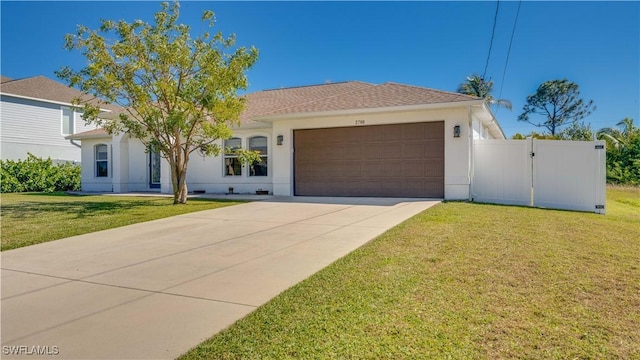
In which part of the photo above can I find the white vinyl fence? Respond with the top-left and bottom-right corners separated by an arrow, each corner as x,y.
472,138 -> 606,214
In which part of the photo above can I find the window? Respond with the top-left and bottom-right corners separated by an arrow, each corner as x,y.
249,136 -> 268,176
149,151 -> 161,188
95,144 -> 108,177
62,107 -> 74,135
224,138 -> 242,176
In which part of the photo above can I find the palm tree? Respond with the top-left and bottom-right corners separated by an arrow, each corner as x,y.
597,118 -> 636,149
617,117 -> 636,138
457,74 -> 512,110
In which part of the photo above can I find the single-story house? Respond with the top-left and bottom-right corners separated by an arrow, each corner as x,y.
68,81 -> 504,199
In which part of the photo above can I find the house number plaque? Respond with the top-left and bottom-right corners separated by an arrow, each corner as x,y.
355,120 -> 365,125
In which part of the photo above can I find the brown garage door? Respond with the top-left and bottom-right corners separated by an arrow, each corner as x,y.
294,121 -> 444,197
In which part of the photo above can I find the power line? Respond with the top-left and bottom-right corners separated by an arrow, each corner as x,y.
497,0 -> 522,109
482,1 -> 500,80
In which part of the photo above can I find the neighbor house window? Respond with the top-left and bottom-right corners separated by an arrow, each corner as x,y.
224,138 -> 242,176
95,144 -> 108,177
249,136 -> 268,176
62,107 -> 74,135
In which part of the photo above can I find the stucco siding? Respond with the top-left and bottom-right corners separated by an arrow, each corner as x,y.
126,140 -> 150,192
79,138 -> 113,192
111,134 -> 273,195
154,128 -> 273,194
77,106 -> 490,200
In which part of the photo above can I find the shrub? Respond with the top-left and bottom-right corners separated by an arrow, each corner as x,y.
0,153 -> 81,193
599,118 -> 640,186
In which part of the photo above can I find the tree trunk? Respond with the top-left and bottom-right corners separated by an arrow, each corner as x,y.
175,168 -> 188,204
169,147 -> 190,204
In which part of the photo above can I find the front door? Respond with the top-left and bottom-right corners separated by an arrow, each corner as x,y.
149,151 -> 161,189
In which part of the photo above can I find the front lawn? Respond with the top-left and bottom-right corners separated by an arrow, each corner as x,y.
0,193 -> 243,251
181,186 -> 640,359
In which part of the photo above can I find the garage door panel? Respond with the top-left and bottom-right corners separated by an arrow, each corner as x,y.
331,163 -> 357,178
362,143 -> 381,159
382,143 -> 403,159
344,144 -> 362,160
363,125 -> 402,141
294,147 -> 312,161
296,129 -> 319,144
324,145 -> 345,160
350,181 -> 376,196
404,143 -> 425,159
425,142 -> 445,157
362,143 -> 403,160
296,181 -> 339,196
383,162 -> 403,176
331,127 -> 359,143
424,160 -> 445,177
403,161 -> 425,177
362,126 -> 383,141
294,122 -> 444,197
404,123 -> 427,140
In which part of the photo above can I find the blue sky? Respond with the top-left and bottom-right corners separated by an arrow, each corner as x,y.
1,1 -> 638,137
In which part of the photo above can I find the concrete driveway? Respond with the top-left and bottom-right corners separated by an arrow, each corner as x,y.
1,197 -> 439,359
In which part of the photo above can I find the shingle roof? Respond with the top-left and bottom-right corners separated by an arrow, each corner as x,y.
239,81 -> 374,123
240,81 -> 480,123
65,127 -> 109,140
67,80 -> 484,138
0,75 -> 121,112
1,76 -> 12,83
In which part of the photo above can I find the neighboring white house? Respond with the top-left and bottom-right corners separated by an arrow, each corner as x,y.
68,81 -> 504,199
0,75 -> 119,163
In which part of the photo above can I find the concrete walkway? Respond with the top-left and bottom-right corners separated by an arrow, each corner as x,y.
1,197 -> 439,359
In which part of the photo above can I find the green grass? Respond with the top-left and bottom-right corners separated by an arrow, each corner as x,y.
0,193 -> 243,251
180,186 -> 640,359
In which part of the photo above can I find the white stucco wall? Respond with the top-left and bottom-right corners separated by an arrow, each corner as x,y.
78,138 -> 113,192
99,129 -> 274,195
126,139 -> 150,192
159,128 -> 274,195
78,106 -> 496,200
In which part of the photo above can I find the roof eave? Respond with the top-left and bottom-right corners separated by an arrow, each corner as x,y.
0,92 -> 115,113
471,102 -> 506,139
65,133 -> 111,140
252,100 -> 487,122
232,121 -> 273,130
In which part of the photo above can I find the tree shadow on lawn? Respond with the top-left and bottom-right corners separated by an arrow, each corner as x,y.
1,199 -> 171,220
22,192 -> 79,197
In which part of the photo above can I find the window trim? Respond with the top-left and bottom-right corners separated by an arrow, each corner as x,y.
248,135 -> 268,177
223,137 -> 242,177
95,144 -> 109,178
61,107 -> 75,135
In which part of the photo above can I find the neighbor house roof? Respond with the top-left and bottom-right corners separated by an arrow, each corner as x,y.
0,75 -> 121,112
240,81 -> 481,123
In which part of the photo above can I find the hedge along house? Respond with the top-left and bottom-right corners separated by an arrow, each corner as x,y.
68,81 -> 504,199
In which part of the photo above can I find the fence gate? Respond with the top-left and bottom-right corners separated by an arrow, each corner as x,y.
473,138 -> 606,214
